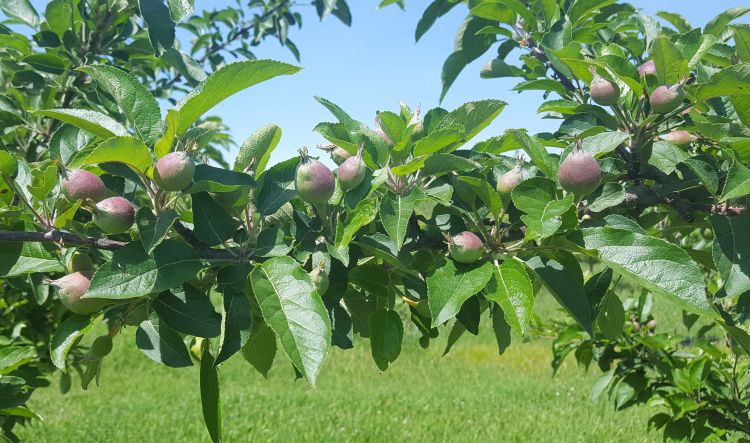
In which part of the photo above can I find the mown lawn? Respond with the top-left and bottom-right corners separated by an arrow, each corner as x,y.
17,293 -> 663,442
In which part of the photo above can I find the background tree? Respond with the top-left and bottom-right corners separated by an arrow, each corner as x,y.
0,0 -> 354,164
0,0 -> 353,438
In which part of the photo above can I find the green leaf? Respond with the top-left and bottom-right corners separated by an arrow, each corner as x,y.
0,376 -> 30,409
415,0 -> 460,42
511,177 -> 577,238
314,0 -> 336,19
0,0 -> 39,27
710,214 -> 750,297
457,176 -> 503,216
167,0 -> 194,22
534,0 -> 558,26
257,157 -> 299,216
369,308 -> 403,371
155,110 -> 179,158
78,65 -> 162,145
484,259 -> 534,334
240,320 -> 276,377
588,182 -> 626,213
575,131 -> 629,158
696,63 -> 750,100
136,312 -> 193,368
569,0 -> 615,24
602,214 -> 645,233
355,234 -> 413,274
215,289 -> 252,366
314,96 -> 360,126
734,24 -> 750,62
313,123 -> 359,154
329,303 -> 354,350
732,96 -> 750,128
435,99 -> 506,146
597,292 -> 624,339
377,0 -> 404,9
192,192 -> 240,247
28,161 -> 58,201
579,227 -> 717,318
0,406 -> 42,421
0,109 -> 24,129
683,158 -> 718,195
440,17 -> 497,101
412,127 -> 464,157
507,130 -> 558,178
491,303 -> 512,354
49,124 -> 94,165
214,264 -> 253,365
136,208 -> 178,254
537,99 -> 579,114
721,322 -> 750,357
330,0 -> 352,25
248,256 -> 331,385
522,194 -> 575,239
0,346 -> 36,375
35,109 -> 129,139
470,1 -> 514,22
422,153 -> 481,176
683,33 -> 718,69
379,191 -> 416,251
162,48 -> 206,85
216,262 -> 250,295
139,0 -> 175,55
254,228 -> 293,257
86,240 -> 204,299
647,141 -> 689,175
378,111 -> 407,149
152,286 -> 222,338
391,156 -> 427,176
200,346 -> 221,443
0,240 -> 63,278
53,201 -> 81,229
704,7 -> 750,36
720,157 -> 750,202
0,375 -> 33,412
173,60 -> 300,136
651,36 -> 689,85
336,198 -> 378,248
68,136 -> 152,173
656,11 -> 692,33
199,345 -> 221,443
23,53 -> 65,74
427,260 -> 494,326
43,1 -> 69,36
513,79 -> 569,97
234,124 -> 281,174
187,164 -> 254,194
525,254 -> 595,334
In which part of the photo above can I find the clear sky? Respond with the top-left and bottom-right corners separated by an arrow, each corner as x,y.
9,1 -> 748,166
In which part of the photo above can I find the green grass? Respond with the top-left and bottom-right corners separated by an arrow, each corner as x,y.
15,292 -> 666,442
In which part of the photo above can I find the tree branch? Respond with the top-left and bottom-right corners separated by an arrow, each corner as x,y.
0,230 -> 126,251
0,229 -> 240,261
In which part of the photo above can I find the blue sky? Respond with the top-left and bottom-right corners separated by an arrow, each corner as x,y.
9,1 -> 747,166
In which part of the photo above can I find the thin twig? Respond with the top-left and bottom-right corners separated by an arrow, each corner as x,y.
0,228 -> 242,261
0,229 -> 126,250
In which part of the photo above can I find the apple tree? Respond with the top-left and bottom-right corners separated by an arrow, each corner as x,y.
411,0 -> 750,439
1,0 -> 750,442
